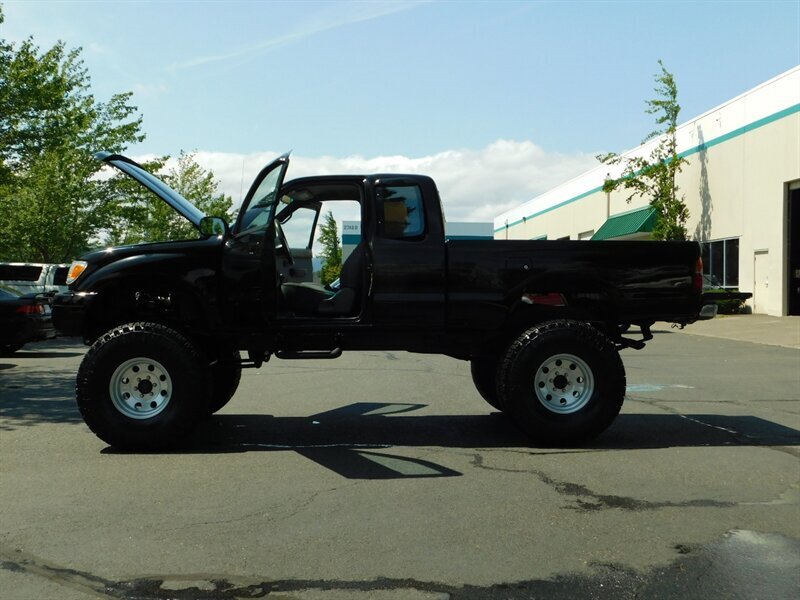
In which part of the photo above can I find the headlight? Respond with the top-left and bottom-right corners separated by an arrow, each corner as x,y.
66,260 -> 88,284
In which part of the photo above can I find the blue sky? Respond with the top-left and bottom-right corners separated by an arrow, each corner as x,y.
2,0 -> 799,219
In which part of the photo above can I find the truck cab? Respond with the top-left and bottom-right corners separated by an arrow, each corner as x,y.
219,154 -> 448,357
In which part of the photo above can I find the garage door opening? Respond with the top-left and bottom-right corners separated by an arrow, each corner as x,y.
788,185 -> 800,315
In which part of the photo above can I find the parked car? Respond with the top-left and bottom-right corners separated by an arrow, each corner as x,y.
0,285 -> 57,355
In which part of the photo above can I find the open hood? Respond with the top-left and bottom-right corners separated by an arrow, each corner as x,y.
95,151 -> 206,228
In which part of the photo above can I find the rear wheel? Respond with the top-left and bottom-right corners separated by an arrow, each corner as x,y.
76,322 -> 210,450
497,320 -> 625,445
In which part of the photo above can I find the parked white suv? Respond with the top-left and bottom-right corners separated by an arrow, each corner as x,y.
0,263 -> 71,295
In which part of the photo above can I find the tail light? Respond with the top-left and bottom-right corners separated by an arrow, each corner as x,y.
16,304 -> 44,315
522,293 -> 567,306
693,256 -> 703,293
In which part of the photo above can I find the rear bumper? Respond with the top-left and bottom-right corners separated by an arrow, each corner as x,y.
0,316 -> 56,346
52,292 -> 96,337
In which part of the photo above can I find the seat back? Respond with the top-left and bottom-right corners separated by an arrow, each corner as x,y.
319,242 -> 366,315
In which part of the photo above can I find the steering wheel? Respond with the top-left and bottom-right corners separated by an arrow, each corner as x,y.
275,222 -> 294,266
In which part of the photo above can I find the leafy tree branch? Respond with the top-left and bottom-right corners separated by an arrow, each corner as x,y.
597,61 -> 690,241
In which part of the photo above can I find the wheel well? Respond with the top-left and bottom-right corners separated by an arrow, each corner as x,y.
474,298 -> 620,361
84,282 -> 207,343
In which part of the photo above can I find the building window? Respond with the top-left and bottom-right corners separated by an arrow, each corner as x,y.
701,238 -> 740,287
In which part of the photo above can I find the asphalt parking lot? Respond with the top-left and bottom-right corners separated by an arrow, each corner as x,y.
1,321 -> 799,599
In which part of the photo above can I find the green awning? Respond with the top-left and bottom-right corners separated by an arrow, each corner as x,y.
591,206 -> 657,240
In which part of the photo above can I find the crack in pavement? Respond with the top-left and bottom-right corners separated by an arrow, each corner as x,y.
4,530 -> 799,599
470,454 -> 733,512
0,546 -> 114,599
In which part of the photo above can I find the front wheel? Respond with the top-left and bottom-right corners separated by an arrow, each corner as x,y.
497,320 -> 626,445
76,322 -> 211,450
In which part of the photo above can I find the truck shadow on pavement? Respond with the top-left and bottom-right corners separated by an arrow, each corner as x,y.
1,339 -> 85,361
148,402 -> 800,479
0,367 -> 81,429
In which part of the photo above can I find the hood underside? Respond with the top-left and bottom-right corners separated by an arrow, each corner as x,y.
96,151 -> 206,228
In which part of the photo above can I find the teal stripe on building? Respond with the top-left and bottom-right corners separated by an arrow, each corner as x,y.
495,103 -> 800,234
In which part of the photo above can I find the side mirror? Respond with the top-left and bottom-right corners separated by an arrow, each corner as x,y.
199,216 -> 229,238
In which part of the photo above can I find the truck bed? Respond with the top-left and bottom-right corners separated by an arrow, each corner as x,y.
446,239 -> 703,331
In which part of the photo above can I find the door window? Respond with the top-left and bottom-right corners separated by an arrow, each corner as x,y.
279,205 -> 320,250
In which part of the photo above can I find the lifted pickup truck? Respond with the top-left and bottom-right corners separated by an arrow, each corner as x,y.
54,152 -> 714,449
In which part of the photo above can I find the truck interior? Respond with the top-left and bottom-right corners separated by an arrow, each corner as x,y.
274,180 -> 368,318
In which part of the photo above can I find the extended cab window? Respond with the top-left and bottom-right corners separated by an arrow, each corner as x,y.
377,184 -> 425,239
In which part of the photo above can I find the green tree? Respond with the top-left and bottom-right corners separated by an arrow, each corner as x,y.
0,149 -> 112,262
597,61 -> 690,241
103,151 -> 234,246
317,211 -> 342,286
0,6 -> 144,262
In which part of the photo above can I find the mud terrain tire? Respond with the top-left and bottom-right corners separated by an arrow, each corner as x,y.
76,322 -> 210,450
497,320 -> 625,445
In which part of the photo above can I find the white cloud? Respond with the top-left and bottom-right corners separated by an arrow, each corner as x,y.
166,141 -> 597,223
132,82 -> 168,98
167,1 -> 426,71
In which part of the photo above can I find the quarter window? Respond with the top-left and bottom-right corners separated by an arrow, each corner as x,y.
377,185 -> 425,239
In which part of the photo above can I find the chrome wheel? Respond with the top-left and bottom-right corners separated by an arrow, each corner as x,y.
109,357 -> 173,419
533,353 -> 595,414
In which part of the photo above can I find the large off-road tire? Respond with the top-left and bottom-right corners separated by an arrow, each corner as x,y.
497,320 -> 626,445
76,322 -> 211,450
470,353 -> 504,411
207,348 -> 242,415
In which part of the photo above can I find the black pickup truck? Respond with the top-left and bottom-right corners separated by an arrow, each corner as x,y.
54,152 -> 715,449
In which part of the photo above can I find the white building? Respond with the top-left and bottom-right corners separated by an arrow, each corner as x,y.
494,66 -> 800,316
